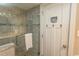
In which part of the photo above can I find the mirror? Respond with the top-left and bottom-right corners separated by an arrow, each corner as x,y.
0,15 -> 13,36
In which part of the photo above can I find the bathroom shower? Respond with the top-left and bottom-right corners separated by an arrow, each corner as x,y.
0,4 -> 40,56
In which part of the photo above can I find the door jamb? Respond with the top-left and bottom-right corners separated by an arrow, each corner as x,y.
68,3 -> 77,56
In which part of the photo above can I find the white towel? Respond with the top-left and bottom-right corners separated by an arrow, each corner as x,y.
25,33 -> 33,50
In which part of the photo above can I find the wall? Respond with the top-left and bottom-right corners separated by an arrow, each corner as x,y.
26,5 -> 40,56
74,4 -> 79,55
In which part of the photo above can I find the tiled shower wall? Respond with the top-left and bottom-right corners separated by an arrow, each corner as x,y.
26,6 -> 40,56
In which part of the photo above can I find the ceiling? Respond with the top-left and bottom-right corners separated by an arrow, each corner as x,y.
7,3 -> 40,10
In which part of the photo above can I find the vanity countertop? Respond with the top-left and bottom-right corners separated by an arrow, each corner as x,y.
0,32 -> 25,39
0,43 -> 15,52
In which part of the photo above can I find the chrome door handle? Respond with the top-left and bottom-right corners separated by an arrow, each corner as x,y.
63,44 -> 67,48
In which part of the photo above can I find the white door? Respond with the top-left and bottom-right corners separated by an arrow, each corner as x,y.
40,4 -> 71,56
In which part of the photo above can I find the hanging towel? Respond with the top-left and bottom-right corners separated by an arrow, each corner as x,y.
25,33 -> 33,50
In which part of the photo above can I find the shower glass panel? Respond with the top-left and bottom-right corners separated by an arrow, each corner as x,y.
26,6 -> 40,56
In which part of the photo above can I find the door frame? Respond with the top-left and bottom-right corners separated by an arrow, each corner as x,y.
40,3 -> 77,56
68,3 -> 77,56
